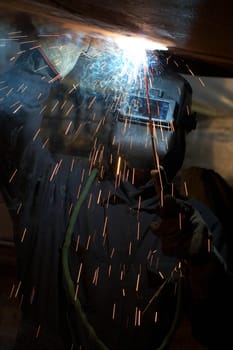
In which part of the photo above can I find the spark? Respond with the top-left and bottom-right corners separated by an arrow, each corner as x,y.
110,248 -> 115,258
20,228 -> 27,242
74,283 -> 80,301
171,183 -> 174,197
16,202 -> 22,215
0,85 -> 8,92
40,105 -> 47,114
42,137 -> 49,149
70,158 -> 75,172
64,103 -> 75,117
116,156 -> 122,176
51,100 -> 59,112
158,271 -> 165,279
198,77 -> 205,87
68,83 -> 79,94
85,235 -> 91,250
88,96 -> 97,109
76,184 -> 82,200
137,196 -> 142,212
186,64 -> 195,76
9,284 -> 15,299
49,160 -> 62,181
154,311 -> 158,323
30,287 -> 36,304
34,65 -> 50,73
64,120 -> 72,136
134,307 -> 141,326
10,100 -> 20,109
81,169 -> 86,183
179,212 -> 182,230
128,242 -> 132,256
92,267 -> 100,286
183,181 -> 188,197
75,235 -> 80,252
97,189 -> 102,204
208,238 -> 211,253
68,203 -> 73,216
19,295 -> 24,308
137,222 -> 140,240
35,325 -> 41,338
112,303 -> 116,320
48,74 -> 62,83
61,100 -> 67,110
9,168 -> 18,183
14,281 -> 21,298
87,193 -> 93,209
56,159 -> 63,175
76,263 -> 83,284
102,216 -> 108,238
136,273 -> 140,292
131,168 -> 135,185
33,128 -> 41,141
6,88 -> 13,97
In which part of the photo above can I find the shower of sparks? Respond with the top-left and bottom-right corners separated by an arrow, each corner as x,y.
0,20 -> 197,342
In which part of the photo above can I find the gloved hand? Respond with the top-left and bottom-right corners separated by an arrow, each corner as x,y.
151,195 -> 212,263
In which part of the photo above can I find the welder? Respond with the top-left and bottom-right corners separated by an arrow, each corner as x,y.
0,13 -> 233,350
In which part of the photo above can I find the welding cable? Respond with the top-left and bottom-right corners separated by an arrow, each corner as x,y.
156,266 -> 183,350
61,167 -> 109,350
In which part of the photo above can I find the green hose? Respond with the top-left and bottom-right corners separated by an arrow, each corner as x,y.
156,271 -> 183,350
62,167 -> 109,350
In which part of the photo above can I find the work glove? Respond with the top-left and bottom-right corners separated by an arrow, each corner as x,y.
151,195 -> 212,264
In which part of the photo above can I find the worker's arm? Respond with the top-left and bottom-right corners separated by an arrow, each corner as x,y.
150,195 -> 233,348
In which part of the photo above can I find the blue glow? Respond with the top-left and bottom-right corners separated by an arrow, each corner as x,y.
79,36 -> 166,99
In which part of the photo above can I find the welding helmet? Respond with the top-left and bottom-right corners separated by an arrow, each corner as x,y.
41,44 -> 196,181
111,71 -> 196,180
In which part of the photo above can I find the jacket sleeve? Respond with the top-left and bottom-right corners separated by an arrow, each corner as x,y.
187,199 -> 233,349
0,48 -> 58,211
